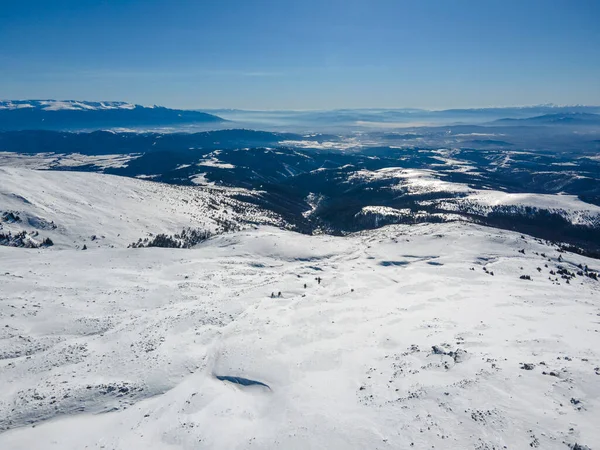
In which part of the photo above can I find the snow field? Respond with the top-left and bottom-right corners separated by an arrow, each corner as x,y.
0,223 -> 598,449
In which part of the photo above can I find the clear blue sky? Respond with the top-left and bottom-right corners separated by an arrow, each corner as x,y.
1,0 -> 599,110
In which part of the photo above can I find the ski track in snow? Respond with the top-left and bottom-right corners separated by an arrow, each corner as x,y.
0,222 -> 599,449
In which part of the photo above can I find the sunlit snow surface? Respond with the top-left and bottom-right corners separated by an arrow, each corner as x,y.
0,167 -> 284,247
1,220 -> 599,448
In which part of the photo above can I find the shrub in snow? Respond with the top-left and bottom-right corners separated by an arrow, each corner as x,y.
1,211 -> 21,223
0,230 -> 51,248
129,228 -> 212,249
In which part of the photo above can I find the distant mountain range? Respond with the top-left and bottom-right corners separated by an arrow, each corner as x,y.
0,100 -> 224,131
493,112 -> 600,126
201,105 -> 600,131
2,100 -> 600,132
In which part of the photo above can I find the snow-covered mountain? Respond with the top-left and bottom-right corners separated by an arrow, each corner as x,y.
0,220 -> 598,449
0,100 -> 139,111
3,165 -> 596,251
348,168 -> 600,228
0,100 -> 224,131
0,167 -> 285,248
1,140 -> 599,253
0,109 -> 599,448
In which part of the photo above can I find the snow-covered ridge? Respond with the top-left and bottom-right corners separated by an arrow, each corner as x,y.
355,205 -> 465,224
349,168 -> 600,227
0,152 -> 139,170
0,100 -> 139,111
0,167 -> 284,248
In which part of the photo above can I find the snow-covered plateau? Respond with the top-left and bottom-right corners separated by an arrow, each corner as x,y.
0,169 -> 599,450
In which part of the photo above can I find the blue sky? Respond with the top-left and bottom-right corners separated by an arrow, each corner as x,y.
1,0 -> 599,109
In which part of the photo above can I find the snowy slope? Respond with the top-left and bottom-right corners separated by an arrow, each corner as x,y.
0,152 -> 140,170
0,167 -> 284,248
0,223 -> 599,449
350,168 -> 600,227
